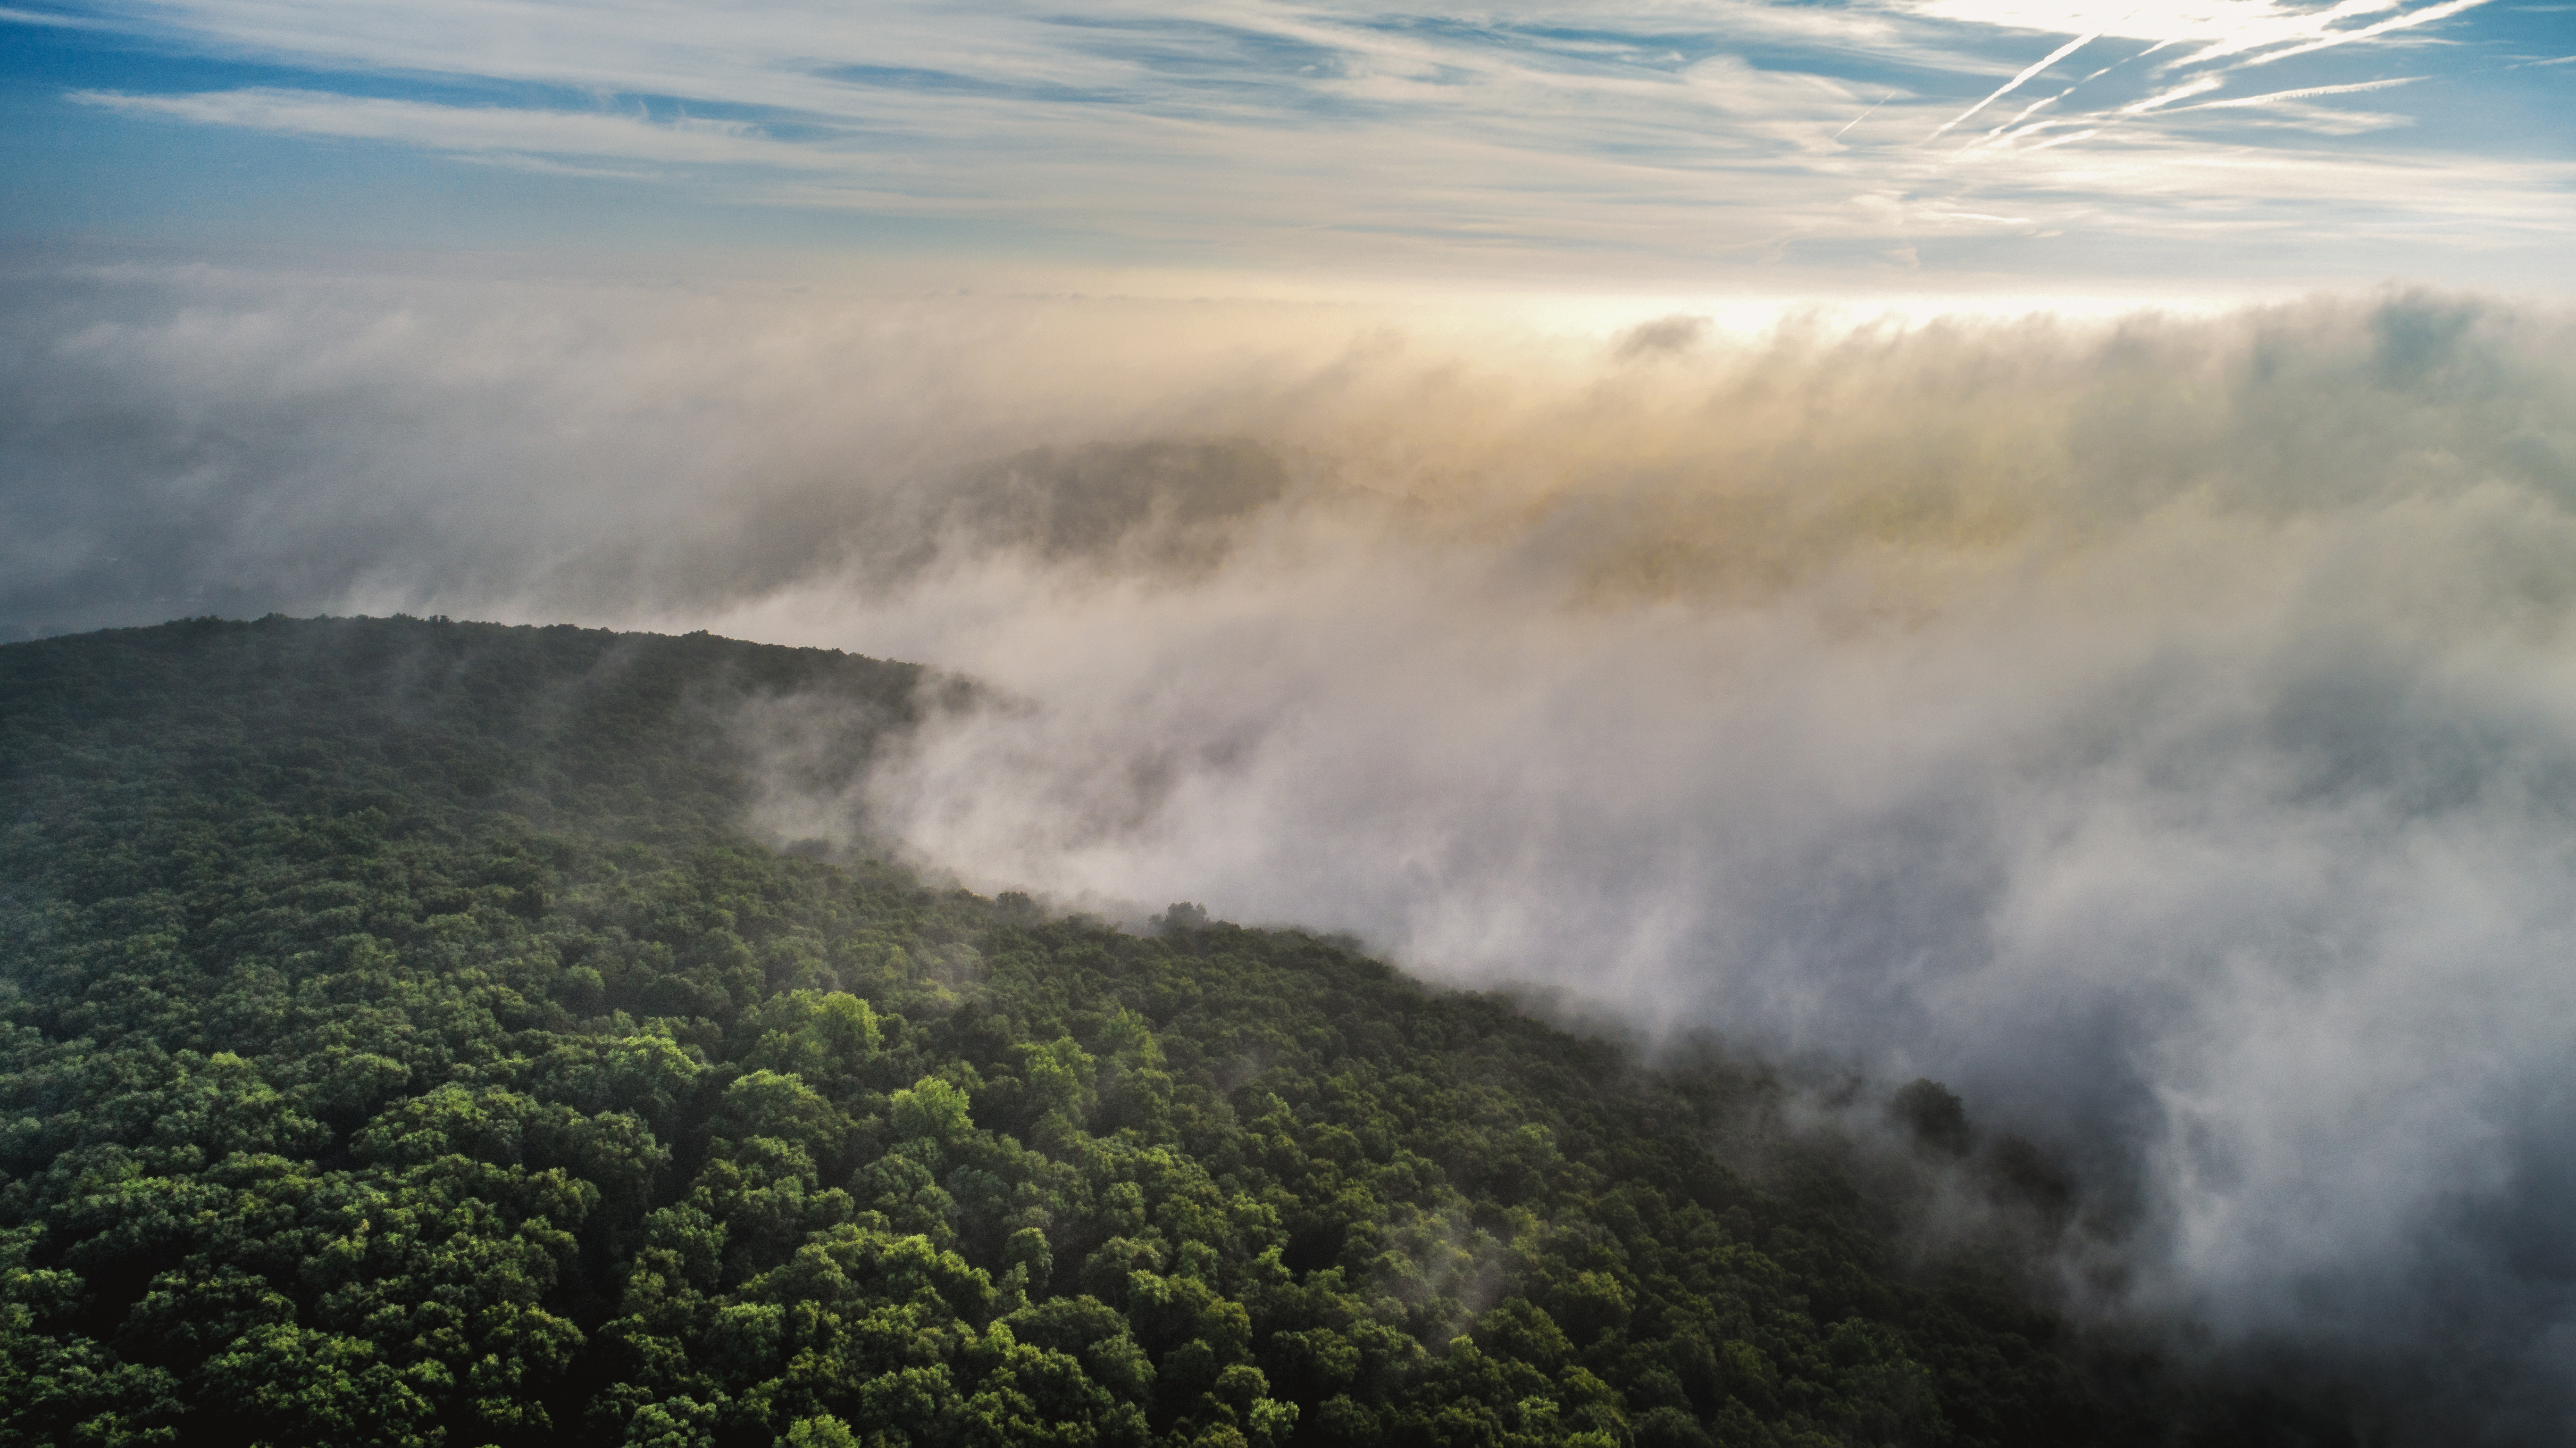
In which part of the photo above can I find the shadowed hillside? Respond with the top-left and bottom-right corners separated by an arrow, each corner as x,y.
0,615 -> 2344,1447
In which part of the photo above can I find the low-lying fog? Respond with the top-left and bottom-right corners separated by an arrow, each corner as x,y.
8,261 -> 2574,1439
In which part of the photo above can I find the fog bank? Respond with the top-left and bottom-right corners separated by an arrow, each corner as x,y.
7,262 -> 2576,1438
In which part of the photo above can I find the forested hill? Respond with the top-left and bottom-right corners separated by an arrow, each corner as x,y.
0,616 -> 2318,1448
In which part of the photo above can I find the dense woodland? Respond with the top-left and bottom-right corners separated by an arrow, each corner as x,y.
0,617 -> 2345,1447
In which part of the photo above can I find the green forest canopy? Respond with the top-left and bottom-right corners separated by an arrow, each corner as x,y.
0,615 -> 2336,1447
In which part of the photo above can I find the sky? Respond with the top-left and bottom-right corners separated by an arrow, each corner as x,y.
3,0 -> 2570,296
5,1 -> 2576,1441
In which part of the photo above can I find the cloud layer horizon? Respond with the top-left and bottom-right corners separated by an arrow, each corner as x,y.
8,263 -> 2576,1438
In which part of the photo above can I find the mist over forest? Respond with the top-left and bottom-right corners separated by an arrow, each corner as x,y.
9,261 -> 2576,1439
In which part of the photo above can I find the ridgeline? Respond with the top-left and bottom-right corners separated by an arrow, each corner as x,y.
0,616 -> 2326,1447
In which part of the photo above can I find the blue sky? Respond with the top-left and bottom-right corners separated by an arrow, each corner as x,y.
3,1 -> 2570,294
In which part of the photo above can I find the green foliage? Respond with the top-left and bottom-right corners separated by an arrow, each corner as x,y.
0,617 -> 2332,1447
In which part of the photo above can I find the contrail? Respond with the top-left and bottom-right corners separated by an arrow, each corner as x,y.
2238,0 -> 2493,69
1928,31 -> 2097,142
2159,75 -> 2426,114
1835,88 -> 1898,140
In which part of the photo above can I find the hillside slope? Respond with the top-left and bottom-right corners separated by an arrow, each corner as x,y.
0,615 -> 2313,1447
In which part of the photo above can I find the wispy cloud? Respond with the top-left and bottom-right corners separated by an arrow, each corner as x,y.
22,1 -> 2566,282
74,88 -> 846,172
0,5 -> 115,27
